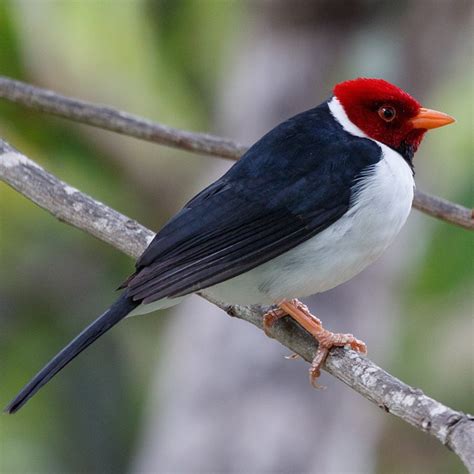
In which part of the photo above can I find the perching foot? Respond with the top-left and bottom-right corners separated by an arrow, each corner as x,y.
273,299 -> 367,386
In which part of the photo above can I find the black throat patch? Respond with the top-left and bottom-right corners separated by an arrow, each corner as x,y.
395,141 -> 415,174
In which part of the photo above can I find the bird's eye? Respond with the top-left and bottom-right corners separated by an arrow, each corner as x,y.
378,106 -> 396,122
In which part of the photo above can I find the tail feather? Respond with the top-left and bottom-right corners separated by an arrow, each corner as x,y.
4,293 -> 139,414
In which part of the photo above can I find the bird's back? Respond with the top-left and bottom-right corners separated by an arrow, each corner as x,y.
125,102 -> 386,305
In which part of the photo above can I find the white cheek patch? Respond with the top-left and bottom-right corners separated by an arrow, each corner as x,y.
328,97 -> 368,138
329,96 -> 412,174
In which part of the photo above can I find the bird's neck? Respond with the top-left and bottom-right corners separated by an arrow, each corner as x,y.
394,141 -> 415,174
329,97 -> 416,175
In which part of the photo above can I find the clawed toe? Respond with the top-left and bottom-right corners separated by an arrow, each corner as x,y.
263,299 -> 367,387
309,346 -> 329,387
308,331 -> 367,386
262,307 -> 287,337
318,330 -> 367,354
349,337 -> 367,354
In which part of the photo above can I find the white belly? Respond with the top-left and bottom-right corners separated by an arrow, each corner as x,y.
203,145 -> 414,305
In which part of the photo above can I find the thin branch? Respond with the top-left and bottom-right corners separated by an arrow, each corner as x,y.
413,189 -> 473,230
1,139 -> 472,471
0,76 -> 247,160
0,75 -> 472,231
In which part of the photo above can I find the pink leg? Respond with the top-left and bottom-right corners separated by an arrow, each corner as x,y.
268,299 -> 368,387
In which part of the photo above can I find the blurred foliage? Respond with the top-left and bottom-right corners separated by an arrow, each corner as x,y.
0,1 -> 239,472
0,1 -> 472,473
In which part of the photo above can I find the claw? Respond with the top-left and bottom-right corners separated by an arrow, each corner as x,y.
276,299 -> 367,386
262,307 -> 286,337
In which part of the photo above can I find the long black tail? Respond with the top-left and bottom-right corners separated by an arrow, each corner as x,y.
4,293 -> 139,414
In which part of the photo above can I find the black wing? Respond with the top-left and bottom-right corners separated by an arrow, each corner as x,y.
125,103 -> 381,303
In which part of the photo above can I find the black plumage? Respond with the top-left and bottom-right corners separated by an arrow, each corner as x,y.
5,101 -> 383,414
6,78 -> 455,414
125,103 -> 382,303
5,293 -> 139,413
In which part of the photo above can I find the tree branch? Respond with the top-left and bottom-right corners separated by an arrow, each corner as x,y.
0,75 -> 472,231
413,189 -> 473,230
0,76 -> 247,160
1,139 -> 472,471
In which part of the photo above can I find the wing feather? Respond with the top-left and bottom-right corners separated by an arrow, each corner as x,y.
124,102 -> 381,303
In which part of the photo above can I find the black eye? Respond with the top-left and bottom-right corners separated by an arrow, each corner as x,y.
378,105 -> 396,122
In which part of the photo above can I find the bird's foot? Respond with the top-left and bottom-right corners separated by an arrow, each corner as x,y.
262,299 -> 320,337
308,329 -> 367,387
262,307 -> 286,337
275,299 -> 367,387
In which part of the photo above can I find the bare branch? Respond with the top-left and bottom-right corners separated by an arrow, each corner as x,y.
1,139 -> 472,470
0,76 -> 247,160
0,75 -> 472,231
413,189 -> 473,230
0,140 -> 152,258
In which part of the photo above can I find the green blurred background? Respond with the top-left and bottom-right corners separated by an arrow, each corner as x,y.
0,1 -> 472,473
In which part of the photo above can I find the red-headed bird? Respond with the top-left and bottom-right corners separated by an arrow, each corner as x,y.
5,78 -> 455,413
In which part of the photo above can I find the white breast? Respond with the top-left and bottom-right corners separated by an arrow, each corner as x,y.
204,142 -> 414,305
136,96 -> 415,312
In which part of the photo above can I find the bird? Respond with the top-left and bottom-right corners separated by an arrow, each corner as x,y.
5,78 -> 455,414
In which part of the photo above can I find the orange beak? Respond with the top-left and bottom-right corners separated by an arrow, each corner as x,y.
410,107 -> 455,130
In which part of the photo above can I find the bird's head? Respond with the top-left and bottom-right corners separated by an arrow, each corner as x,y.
333,78 -> 455,160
